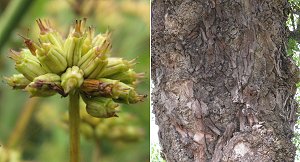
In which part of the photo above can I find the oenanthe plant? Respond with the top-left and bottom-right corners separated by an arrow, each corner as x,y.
5,19 -> 146,162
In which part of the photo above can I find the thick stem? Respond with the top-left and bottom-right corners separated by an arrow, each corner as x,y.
69,91 -> 80,162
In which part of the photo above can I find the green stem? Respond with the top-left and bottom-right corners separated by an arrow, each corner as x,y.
0,0 -> 34,50
69,91 -> 80,162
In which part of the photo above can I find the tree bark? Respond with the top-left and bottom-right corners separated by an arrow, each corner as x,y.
151,0 -> 300,161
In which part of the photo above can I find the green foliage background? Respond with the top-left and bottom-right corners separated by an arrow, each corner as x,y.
283,0 -> 300,161
0,0 -> 150,162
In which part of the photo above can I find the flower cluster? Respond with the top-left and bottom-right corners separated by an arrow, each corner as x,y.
5,19 -> 146,118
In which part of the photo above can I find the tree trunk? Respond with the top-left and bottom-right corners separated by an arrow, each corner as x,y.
151,0 -> 300,161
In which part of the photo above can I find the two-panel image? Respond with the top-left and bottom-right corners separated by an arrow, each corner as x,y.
0,0 -> 299,162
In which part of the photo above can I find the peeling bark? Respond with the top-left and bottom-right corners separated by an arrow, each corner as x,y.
151,0 -> 300,161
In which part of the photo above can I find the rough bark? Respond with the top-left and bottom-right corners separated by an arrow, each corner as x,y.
151,0 -> 300,162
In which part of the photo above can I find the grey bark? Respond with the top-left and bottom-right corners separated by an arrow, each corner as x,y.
151,0 -> 300,162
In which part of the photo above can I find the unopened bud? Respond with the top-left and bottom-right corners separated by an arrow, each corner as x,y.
64,20 -> 87,66
78,38 -> 111,78
82,95 -> 119,118
36,19 -> 64,48
5,74 -> 30,89
25,73 -> 63,97
82,27 -> 94,55
61,66 -> 84,93
113,82 -> 147,104
97,58 -> 135,78
108,69 -> 144,84
81,78 -> 146,104
92,31 -> 111,47
9,49 -> 47,81
36,43 -> 68,74
80,79 -> 119,97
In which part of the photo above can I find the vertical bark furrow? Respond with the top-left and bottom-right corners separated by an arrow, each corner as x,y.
152,0 -> 299,161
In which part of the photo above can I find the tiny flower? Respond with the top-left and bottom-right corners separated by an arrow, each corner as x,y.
36,19 -> 64,49
97,57 -> 136,78
78,44 -> 109,78
112,81 -> 147,104
64,20 -> 86,66
9,49 -> 47,81
25,73 -> 63,97
82,26 -> 94,55
80,79 -> 115,97
4,74 -> 30,89
82,95 -> 120,118
61,66 -> 84,94
108,69 -> 144,85
92,30 -> 111,47
81,78 -> 146,104
36,43 -> 68,74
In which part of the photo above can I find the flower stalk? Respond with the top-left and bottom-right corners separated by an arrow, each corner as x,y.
69,91 -> 80,162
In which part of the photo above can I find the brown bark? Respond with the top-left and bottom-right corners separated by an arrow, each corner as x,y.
151,0 -> 300,161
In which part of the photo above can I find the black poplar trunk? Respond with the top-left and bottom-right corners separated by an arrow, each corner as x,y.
151,0 -> 300,161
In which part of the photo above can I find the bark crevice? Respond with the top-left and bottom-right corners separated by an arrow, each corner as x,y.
152,0 -> 299,161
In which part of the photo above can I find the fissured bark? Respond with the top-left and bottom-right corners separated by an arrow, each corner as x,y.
151,0 -> 299,161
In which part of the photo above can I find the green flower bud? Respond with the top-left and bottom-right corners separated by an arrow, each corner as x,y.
35,73 -> 61,82
108,69 -> 144,84
97,78 -> 146,104
25,73 -> 64,97
79,104 -> 102,126
36,43 -> 68,74
61,66 -> 84,93
82,96 -> 119,118
112,82 -> 146,104
9,49 -> 47,81
4,74 -> 30,89
86,58 -> 108,79
36,19 -> 64,48
92,31 -> 111,47
78,45 -> 109,78
26,83 -> 56,97
82,27 -> 94,55
64,36 -> 84,66
79,33 -> 111,78
80,79 -> 119,97
80,78 -> 146,104
64,20 -> 86,66
97,58 -> 135,78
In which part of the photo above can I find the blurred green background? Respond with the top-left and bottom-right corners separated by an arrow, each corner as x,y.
0,0 -> 150,162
